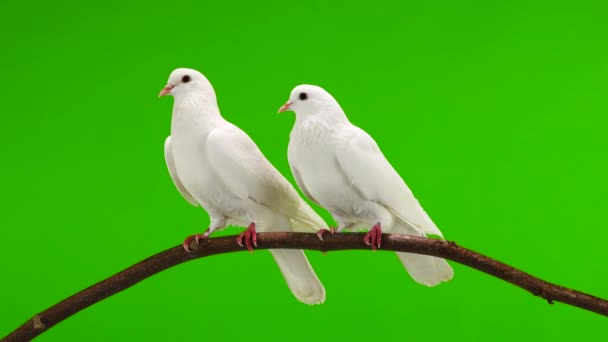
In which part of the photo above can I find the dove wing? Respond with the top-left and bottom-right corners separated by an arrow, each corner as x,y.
206,125 -> 326,231
164,136 -> 199,206
290,165 -> 321,206
334,126 -> 443,237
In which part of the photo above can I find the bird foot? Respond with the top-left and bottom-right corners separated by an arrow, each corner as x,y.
182,227 -> 213,252
316,227 -> 336,240
237,223 -> 257,253
182,233 -> 206,252
363,223 -> 382,250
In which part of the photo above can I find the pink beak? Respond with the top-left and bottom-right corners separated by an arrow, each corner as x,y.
159,85 -> 174,97
278,101 -> 292,113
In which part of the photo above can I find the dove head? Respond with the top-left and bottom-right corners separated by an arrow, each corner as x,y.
278,85 -> 346,121
159,68 -> 216,102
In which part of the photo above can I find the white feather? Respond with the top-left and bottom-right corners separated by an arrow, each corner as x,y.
164,136 -> 199,207
285,84 -> 453,287
334,126 -> 444,238
162,69 -> 326,304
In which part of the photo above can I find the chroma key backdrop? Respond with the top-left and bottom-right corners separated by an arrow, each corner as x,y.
1,0 -> 608,341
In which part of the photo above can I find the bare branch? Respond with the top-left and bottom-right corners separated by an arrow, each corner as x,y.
3,233 -> 607,341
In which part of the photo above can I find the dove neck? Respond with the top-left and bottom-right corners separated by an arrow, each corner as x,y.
295,107 -> 350,127
171,93 -> 224,134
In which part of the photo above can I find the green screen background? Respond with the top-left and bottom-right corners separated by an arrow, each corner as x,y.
2,1 -> 607,340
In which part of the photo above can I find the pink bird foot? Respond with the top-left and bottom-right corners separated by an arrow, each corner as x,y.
182,228 -> 212,252
363,222 -> 382,250
182,234 -> 205,252
316,227 -> 336,240
237,223 -> 257,253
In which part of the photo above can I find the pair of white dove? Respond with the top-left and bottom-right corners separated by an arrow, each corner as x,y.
160,68 -> 453,305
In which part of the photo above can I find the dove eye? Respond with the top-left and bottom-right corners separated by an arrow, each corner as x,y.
182,75 -> 191,83
299,92 -> 308,100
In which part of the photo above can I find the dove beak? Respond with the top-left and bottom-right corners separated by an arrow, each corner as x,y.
278,101 -> 292,113
159,85 -> 175,97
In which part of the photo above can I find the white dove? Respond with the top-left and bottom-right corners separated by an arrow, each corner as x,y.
159,69 -> 326,304
279,85 -> 454,287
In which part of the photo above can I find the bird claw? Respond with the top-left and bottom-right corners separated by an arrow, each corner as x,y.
363,223 -> 382,250
182,233 -> 206,252
316,227 -> 336,241
237,223 -> 257,253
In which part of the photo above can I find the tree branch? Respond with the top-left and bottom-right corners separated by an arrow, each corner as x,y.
3,233 -> 607,341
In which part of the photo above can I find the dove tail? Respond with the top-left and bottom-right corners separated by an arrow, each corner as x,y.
396,252 -> 454,286
391,219 -> 454,286
269,249 -> 326,305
